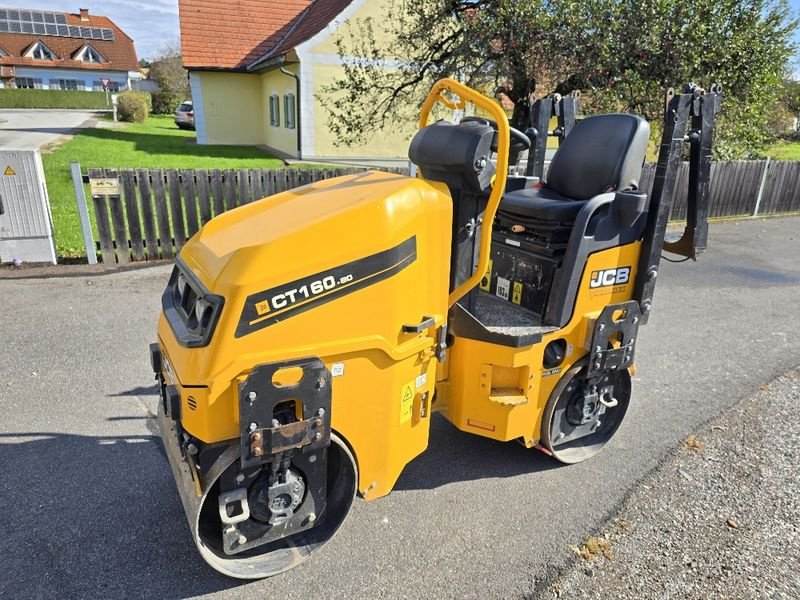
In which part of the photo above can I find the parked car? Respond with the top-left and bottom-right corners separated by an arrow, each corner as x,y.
174,101 -> 194,130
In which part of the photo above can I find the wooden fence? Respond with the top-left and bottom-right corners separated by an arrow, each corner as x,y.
76,160 -> 800,264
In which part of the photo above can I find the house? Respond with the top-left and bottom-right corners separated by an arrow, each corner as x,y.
0,7 -> 140,92
179,0 -> 411,163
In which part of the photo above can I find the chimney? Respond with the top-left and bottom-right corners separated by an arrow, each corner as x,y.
79,8 -> 89,21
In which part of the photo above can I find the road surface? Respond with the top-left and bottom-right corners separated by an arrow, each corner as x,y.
0,216 -> 798,599
0,109 -> 99,149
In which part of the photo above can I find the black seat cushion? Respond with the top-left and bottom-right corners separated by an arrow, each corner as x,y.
499,113 -> 650,224
500,187 -> 587,223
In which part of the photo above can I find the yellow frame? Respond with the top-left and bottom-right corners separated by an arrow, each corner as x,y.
418,78 -> 511,306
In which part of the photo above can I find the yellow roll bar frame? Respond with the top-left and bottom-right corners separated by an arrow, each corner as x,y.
418,78 -> 511,306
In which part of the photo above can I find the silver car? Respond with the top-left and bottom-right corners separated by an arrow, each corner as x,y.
174,101 -> 194,130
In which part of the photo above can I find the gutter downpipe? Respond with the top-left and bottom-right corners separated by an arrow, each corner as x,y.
278,57 -> 302,159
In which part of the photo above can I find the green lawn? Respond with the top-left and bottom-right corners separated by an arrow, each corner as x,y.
765,140 -> 800,160
43,115 -> 289,257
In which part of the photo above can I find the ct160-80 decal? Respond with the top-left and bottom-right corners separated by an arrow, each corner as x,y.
235,236 -> 417,337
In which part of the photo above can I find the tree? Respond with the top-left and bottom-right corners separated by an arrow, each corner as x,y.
149,43 -> 190,97
321,0 -> 797,158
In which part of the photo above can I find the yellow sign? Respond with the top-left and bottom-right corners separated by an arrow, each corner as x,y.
400,382 -> 414,424
3,165 -> 15,176
480,259 -> 493,291
512,281 -> 523,305
255,300 -> 271,316
89,178 -> 120,196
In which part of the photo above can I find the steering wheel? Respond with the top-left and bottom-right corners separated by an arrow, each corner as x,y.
460,116 -> 531,155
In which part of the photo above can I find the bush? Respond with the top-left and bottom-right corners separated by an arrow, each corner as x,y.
116,91 -> 149,123
152,91 -> 186,115
0,88 -> 109,109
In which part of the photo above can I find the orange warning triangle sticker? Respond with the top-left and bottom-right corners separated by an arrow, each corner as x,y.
3,166 -> 15,176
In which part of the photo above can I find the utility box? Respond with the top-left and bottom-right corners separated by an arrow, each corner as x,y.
0,149 -> 57,264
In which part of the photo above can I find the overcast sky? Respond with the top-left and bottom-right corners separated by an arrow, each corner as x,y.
16,1 -> 179,61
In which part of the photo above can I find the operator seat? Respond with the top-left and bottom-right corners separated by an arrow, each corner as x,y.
498,114 -> 650,236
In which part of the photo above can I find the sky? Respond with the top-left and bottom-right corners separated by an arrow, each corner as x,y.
9,1 -> 800,70
13,1 -> 179,61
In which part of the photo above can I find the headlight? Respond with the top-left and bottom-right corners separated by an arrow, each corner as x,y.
194,298 -> 212,329
162,261 -> 224,348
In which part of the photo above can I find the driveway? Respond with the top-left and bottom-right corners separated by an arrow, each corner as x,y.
0,109 -> 100,149
0,216 -> 798,599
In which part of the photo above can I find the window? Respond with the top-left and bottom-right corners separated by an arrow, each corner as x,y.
284,93 -> 296,129
15,77 -> 43,89
77,44 -> 104,64
26,40 -> 56,60
50,79 -> 82,90
269,93 -> 280,127
92,80 -> 119,92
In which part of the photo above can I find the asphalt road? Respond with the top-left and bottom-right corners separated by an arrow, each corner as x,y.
1,216 -> 798,599
0,109 -> 99,149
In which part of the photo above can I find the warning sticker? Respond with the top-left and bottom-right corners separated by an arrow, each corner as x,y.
480,259 -> 493,292
512,281 -> 523,305
3,166 -> 15,176
496,277 -> 510,301
400,382 -> 414,424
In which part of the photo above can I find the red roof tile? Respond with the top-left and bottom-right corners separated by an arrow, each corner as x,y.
0,9 -> 139,72
179,0 -> 353,70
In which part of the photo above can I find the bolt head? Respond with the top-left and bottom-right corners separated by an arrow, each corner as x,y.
248,422 -> 257,432
235,473 -> 245,483
307,512 -> 317,523
317,408 -> 326,417
313,432 -> 322,441
247,391 -> 257,401
238,535 -> 247,545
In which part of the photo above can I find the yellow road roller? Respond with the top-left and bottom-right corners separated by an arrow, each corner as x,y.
151,79 -> 720,578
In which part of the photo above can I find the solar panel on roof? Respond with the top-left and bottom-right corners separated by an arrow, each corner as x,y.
0,11 -> 115,41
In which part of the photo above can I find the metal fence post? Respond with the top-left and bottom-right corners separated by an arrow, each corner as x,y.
70,162 -> 97,265
752,157 -> 770,217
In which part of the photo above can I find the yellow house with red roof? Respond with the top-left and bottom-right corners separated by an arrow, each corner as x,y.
179,0 -> 411,164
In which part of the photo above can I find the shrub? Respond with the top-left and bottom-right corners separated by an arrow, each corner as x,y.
0,89 -> 109,109
116,91 -> 149,123
152,91 -> 186,115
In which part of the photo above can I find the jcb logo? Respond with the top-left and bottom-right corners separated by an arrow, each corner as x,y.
590,266 -> 631,289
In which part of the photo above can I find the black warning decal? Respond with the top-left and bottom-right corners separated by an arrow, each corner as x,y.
236,236 -> 417,337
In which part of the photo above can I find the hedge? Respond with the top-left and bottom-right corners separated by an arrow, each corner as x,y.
152,91 -> 185,115
0,88 -> 111,109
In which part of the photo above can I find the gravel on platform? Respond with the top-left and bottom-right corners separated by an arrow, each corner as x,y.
544,368 -> 800,600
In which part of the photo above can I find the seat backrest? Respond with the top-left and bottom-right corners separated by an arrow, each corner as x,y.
545,114 -> 650,200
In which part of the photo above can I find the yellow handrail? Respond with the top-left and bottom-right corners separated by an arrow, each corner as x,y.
418,78 -> 510,307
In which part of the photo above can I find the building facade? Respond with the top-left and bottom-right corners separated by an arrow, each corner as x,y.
0,7 -> 140,92
179,0 -> 412,163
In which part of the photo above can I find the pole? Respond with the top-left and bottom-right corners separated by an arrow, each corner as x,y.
70,162 -> 97,265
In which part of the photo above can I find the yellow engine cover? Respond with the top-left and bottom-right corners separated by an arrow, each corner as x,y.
157,171 -> 453,499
